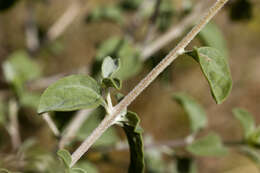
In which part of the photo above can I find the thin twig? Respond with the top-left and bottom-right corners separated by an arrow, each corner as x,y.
59,109 -> 94,149
70,0 -> 230,167
42,113 -> 60,137
6,100 -> 21,150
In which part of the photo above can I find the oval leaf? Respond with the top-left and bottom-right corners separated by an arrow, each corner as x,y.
187,132 -> 228,156
186,47 -> 232,104
198,22 -> 228,58
232,108 -> 255,139
57,149 -> 72,168
101,56 -> 120,78
173,93 -> 207,133
38,75 -> 104,114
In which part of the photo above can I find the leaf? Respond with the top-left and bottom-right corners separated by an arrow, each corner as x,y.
38,75 -> 104,114
101,56 -> 120,78
87,5 -> 123,24
114,41 -> 142,80
57,149 -> 72,168
96,37 -> 122,61
186,47 -> 232,104
2,50 -> 41,93
69,168 -> 87,173
102,77 -> 122,90
232,108 -> 255,139
117,111 -> 144,173
75,161 -> 98,173
173,93 -> 207,133
187,132 -> 228,156
247,127 -> 260,147
199,22 -> 228,58
77,107 -> 119,147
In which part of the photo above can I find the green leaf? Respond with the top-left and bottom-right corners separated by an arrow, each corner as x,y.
96,37 -> 122,61
77,107 -> 119,147
199,22 -> 228,58
173,93 -> 207,133
57,149 -> 72,168
101,56 -> 120,78
186,47 -> 232,104
2,50 -> 41,92
87,5 -> 123,24
117,111 -> 144,173
247,127 -> 260,147
38,75 -> 104,114
114,41 -> 142,80
75,161 -> 98,173
232,108 -> 255,139
187,132 -> 228,156
102,77 -> 122,90
69,168 -> 87,173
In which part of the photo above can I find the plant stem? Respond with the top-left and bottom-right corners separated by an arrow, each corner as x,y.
42,113 -> 60,137
70,0 -> 229,167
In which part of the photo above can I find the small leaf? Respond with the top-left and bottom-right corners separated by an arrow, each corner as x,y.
75,161 -> 98,173
232,108 -> 255,139
96,37 -> 122,61
69,168 -> 87,173
199,22 -> 228,58
114,41 -> 142,80
186,47 -> 232,104
38,75 -> 104,114
2,50 -> 41,92
247,127 -> 260,147
187,132 -> 228,156
102,77 -> 122,90
117,111 -> 144,173
57,149 -> 72,168
101,56 -> 120,78
173,93 -> 207,133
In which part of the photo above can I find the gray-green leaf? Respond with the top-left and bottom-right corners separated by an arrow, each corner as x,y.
186,47 -> 232,104
199,22 -> 228,58
38,75 -> 104,114
232,108 -> 255,139
187,132 -> 228,156
173,93 -> 207,133
57,149 -> 72,168
101,56 -> 120,78
118,111 -> 144,173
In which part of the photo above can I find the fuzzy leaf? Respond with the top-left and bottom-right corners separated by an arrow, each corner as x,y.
2,50 -> 41,92
102,77 -> 122,90
187,133 -> 228,156
173,93 -> 207,133
118,111 -> 144,173
57,149 -> 72,168
96,37 -> 122,61
38,75 -> 104,114
101,56 -> 120,78
199,22 -> 228,58
186,47 -> 232,104
233,108 -> 255,139
69,168 -> 87,173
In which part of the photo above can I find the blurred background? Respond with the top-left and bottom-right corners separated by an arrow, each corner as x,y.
0,0 -> 260,172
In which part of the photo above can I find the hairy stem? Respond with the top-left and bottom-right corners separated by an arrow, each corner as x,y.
70,0 -> 229,167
